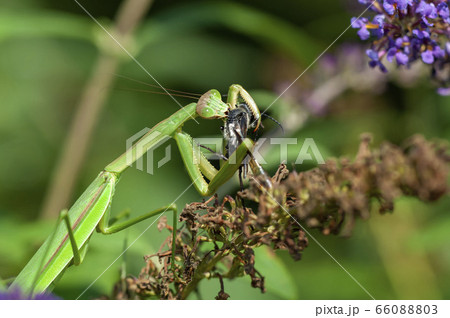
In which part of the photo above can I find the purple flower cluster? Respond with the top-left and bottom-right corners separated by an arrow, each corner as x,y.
352,0 -> 450,94
0,288 -> 60,300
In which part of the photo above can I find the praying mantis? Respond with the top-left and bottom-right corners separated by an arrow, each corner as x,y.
9,84 -> 273,296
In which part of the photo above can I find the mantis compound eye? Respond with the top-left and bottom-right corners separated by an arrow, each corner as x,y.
198,106 -> 215,118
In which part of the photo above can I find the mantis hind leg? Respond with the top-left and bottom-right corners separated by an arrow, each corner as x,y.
109,208 -> 131,226
59,209 -> 91,266
61,202 -> 179,265
60,209 -> 84,266
96,205 -> 178,269
96,204 -> 177,235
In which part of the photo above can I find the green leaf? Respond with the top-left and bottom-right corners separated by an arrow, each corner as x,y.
408,216 -> 450,251
0,216 -> 53,267
0,10 -> 95,44
0,275 -> 5,291
137,1 -> 322,65
254,246 -> 298,299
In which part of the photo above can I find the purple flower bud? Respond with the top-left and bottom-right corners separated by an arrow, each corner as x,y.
413,29 -> 430,39
373,14 -> 385,26
0,288 -> 60,300
437,87 -> 450,96
351,17 -> 368,28
416,1 -> 438,18
367,49 -> 388,72
397,0 -> 413,11
417,1 -> 438,25
386,46 -> 409,65
384,2 -> 395,15
437,2 -> 449,20
366,49 -> 379,61
387,47 -> 396,62
358,26 -> 371,40
395,38 -> 404,47
433,45 -> 446,59
421,50 -> 434,64
396,51 -> 409,65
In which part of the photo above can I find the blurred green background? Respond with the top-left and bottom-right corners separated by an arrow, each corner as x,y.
0,0 -> 449,300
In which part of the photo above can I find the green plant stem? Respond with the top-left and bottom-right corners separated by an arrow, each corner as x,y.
368,209 -> 442,299
40,0 -> 154,219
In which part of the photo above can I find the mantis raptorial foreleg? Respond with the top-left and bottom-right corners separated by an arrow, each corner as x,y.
174,131 -> 254,196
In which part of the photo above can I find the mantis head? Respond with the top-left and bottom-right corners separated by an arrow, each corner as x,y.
196,89 -> 229,119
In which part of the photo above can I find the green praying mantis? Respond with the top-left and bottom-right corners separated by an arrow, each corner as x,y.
9,84 -> 273,296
